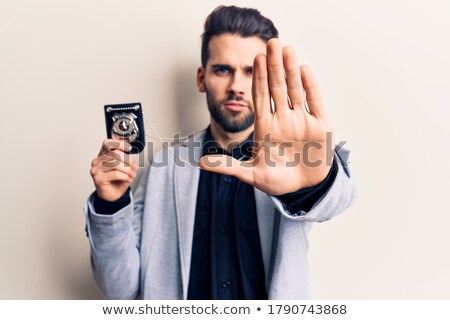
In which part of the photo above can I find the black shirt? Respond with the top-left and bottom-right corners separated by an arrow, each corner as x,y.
187,129 -> 267,299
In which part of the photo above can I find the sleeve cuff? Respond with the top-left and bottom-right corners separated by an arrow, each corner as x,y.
274,158 -> 338,213
92,188 -> 131,215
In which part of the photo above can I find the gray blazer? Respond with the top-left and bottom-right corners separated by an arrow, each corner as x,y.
84,129 -> 357,299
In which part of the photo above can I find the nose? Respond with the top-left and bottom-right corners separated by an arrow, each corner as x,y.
227,72 -> 247,96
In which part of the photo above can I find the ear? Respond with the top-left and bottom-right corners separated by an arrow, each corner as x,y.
196,67 -> 206,93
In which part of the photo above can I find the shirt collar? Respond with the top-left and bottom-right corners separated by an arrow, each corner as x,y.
202,126 -> 254,161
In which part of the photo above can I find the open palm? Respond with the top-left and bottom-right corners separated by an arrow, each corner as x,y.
200,39 -> 335,195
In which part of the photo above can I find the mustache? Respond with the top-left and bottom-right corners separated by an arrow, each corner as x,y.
222,94 -> 253,108
227,93 -> 243,102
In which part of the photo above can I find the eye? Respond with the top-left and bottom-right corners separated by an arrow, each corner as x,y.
245,67 -> 253,76
213,65 -> 232,75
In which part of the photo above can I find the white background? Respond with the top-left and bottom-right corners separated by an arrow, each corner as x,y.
1,0 -> 449,299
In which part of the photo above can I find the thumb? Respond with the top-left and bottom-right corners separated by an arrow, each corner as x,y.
199,154 -> 254,184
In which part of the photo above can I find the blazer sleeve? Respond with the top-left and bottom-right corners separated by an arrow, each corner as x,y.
268,147 -> 357,222
83,165 -> 150,299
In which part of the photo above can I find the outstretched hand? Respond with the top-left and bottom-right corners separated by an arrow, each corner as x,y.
200,39 -> 335,195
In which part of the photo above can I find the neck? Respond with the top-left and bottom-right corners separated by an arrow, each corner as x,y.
209,120 -> 253,153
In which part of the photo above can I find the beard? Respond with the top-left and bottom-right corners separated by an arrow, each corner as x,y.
206,90 -> 255,133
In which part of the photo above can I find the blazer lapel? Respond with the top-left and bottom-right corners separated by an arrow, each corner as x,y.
174,130 -> 204,299
254,188 -> 278,285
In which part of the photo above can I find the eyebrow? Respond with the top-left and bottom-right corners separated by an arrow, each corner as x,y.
211,64 -> 233,70
210,64 -> 253,72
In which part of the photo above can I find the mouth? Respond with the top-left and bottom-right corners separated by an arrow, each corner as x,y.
224,101 -> 247,112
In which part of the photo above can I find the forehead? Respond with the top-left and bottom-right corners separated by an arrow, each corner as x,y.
207,34 -> 266,67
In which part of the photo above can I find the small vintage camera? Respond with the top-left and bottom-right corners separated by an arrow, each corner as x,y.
104,102 -> 145,153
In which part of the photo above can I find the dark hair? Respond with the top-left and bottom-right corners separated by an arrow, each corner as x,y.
201,5 -> 278,67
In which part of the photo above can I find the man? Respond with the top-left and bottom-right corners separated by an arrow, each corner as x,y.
85,5 -> 356,299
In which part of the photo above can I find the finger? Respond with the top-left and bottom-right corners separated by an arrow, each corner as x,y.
252,53 -> 272,121
100,160 -> 137,178
91,155 -> 137,178
199,154 -> 254,185
301,65 -> 326,118
100,170 -> 134,184
266,39 -> 289,114
99,150 -> 134,167
282,46 -> 304,109
99,139 -> 132,156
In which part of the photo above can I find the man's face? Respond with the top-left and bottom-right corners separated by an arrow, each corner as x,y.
197,34 -> 267,133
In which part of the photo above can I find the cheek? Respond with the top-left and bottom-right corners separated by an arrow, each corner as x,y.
244,78 -> 253,92
205,78 -> 227,95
